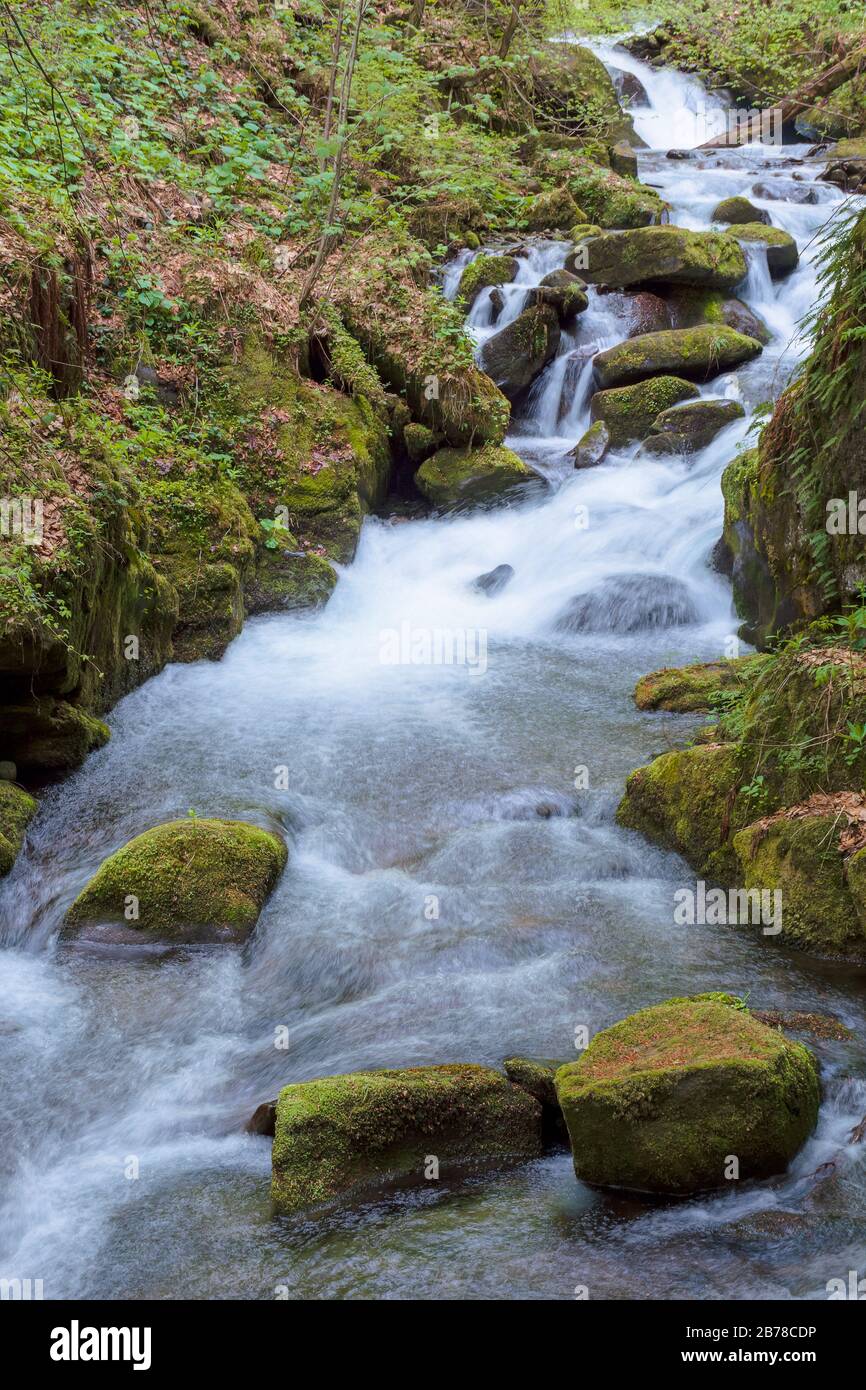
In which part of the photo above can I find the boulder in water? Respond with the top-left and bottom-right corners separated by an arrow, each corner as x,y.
662,287 -> 770,345
609,66 -> 650,108
555,994 -> 820,1194
590,375 -> 699,446
528,269 -> 588,324
473,563 -> 515,595
0,782 -> 37,878
711,195 -> 771,226
570,419 -> 610,469
730,223 -> 799,278
416,444 -> 535,511
564,226 -> 603,274
555,572 -> 698,633
455,253 -> 519,310
560,160 -> 667,229
752,179 -> 817,205
3,698 -> 110,773
593,325 -> 762,389
479,304 -> 561,399
581,226 -> 747,291
523,186 -> 585,232
638,398 -> 746,456
633,655 -> 764,712
504,1056 -> 568,1143
66,818 -> 288,942
246,1100 -> 277,1136
270,1064 -> 543,1213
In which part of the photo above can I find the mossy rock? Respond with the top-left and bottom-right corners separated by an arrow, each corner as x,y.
503,1056 -> 568,1142
555,995 -> 820,1194
402,421 -> 437,463
478,304 -> 561,400
662,287 -> 770,344
733,813 -> 866,959
2,699 -> 110,773
564,225 -> 603,274
66,818 -> 287,942
455,254 -> 518,311
590,375 -> 698,446
730,224 -> 799,279
528,269 -> 588,323
415,444 -> 535,511
712,196 -> 770,226
270,1064 -> 543,1214
581,227 -> 747,291
639,398 -> 746,456
557,159 -> 666,229
634,655 -> 765,712
245,549 -> 338,617
571,419 -> 610,468
526,44 -> 632,145
0,782 -> 37,878
616,741 -> 748,881
523,186 -> 584,232
593,325 -> 762,389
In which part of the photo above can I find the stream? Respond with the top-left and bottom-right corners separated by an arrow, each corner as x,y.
1,38 -> 865,1301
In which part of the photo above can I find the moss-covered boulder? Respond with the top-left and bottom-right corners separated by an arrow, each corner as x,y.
581,227 -> 747,291
662,287 -> 770,344
590,375 -> 699,447
557,159 -> 666,228
528,269 -> 588,323
639,398 -> 746,456
731,224 -> 799,279
270,1064 -> 543,1214
525,44 -> 634,145
616,742 -> 748,880
634,655 -> 764,712
0,782 -> 37,878
503,1056 -> 568,1142
455,254 -> 519,310
3,699 -> 110,773
478,304 -> 560,399
565,225 -> 603,274
524,186 -> 584,232
66,818 -> 287,942
594,325 -> 762,389
555,995 -> 820,1194
571,419 -> 610,468
712,196 -> 770,226
415,444 -> 534,511
733,801 -> 866,959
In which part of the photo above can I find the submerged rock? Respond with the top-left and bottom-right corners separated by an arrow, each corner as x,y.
270,1064 -> 543,1214
556,572 -> 698,634
711,195 -> 770,226
455,253 -> 519,310
590,375 -> 698,446
593,325 -> 762,389
555,994 -> 820,1195
0,782 -> 37,878
416,444 -> 535,511
66,818 -> 287,942
571,419 -> 610,468
638,398 -> 746,455
580,226 -> 747,291
473,563 -> 515,595
731,224 -> 799,278
479,305 -> 561,399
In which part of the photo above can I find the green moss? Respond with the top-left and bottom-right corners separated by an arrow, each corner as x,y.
540,155 -> 665,229
455,254 -> 518,310
0,782 -> 38,878
66,817 -> 287,940
730,224 -> 799,278
523,186 -> 584,232
415,443 -> 534,511
403,422 -> 437,463
634,655 -> 766,713
712,196 -> 768,225
555,995 -> 820,1194
582,226 -> 748,291
2,700 -> 110,773
594,325 -> 762,389
590,375 -> 699,445
271,1064 -> 543,1214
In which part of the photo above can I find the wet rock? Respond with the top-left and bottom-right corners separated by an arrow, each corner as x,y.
66,818 -> 288,942
590,375 -> 699,446
820,156 -> 866,194
730,224 -> 799,279
752,179 -> 817,205
246,1100 -> 277,1136
504,1056 -> 569,1143
555,994 -> 820,1194
662,287 -> 771,345
564,225 -> 603,274
665,149 -> 692,160
3,699 -> 110,773
609,67 -> 650,108
527,269 -> 588,324
403,421 -> 437,463
416,444 -> 535,511
0,782 -> 37,878
711,195 -> 770,226
555,572 -> 698,634
593,325 -> 762,389
270,1064 -> 543,1214
524,186 -> 584,233
752,1010 -> 853,1043
0,761 -> 16,781
580,226 -> 747,291
619,289 -> 672,337
638,398 -> 746,456
455,253 -> 519,310
473,563 -> 515,595
560,160 -> 667,229
570,419 -> 610,469
479,305 -> 561,399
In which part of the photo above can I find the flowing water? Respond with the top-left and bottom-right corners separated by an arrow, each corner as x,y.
2,41 -> 865,1301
